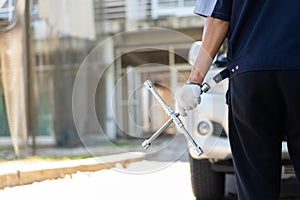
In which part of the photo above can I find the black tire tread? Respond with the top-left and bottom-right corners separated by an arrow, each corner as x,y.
189,155 -> 225,200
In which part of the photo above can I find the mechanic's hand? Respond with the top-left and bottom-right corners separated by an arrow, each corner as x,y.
176,83 -> 202,116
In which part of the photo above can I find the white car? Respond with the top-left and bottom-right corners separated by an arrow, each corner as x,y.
186,41 -> 296,199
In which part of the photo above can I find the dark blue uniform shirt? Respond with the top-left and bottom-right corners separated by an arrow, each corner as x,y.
194,0 -> 300,77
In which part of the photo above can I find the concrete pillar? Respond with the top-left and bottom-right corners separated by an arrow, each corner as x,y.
0,0 -> 29,156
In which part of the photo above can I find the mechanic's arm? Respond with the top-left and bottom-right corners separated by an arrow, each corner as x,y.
176,17 -> 229,116
188,17 -> 230,84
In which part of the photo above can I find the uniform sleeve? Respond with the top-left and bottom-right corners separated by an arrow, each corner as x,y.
193,0 -> 232,22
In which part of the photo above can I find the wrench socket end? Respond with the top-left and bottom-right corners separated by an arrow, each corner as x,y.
141,140 -> 151,149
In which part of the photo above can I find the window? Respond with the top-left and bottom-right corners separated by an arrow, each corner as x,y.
0,0 -> 17,31
151,0 -> 195,19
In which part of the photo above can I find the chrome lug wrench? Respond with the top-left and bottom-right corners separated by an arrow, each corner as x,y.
141,80 -> 204,156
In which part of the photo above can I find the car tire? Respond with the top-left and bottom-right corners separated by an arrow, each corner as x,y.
189,155 -> 225,200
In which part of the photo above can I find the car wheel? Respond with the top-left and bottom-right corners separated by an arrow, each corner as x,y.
189,155 -> 225,200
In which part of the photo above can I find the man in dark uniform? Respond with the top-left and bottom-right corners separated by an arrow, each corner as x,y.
176,0 -> 300,199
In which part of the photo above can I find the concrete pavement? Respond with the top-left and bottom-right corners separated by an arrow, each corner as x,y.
0,134 -> 180,189
0,152 -> 145,189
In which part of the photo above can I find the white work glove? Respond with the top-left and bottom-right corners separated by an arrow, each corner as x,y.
176,83 -> 202,116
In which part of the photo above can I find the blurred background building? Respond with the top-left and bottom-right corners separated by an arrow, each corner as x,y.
0,0 -> 206,156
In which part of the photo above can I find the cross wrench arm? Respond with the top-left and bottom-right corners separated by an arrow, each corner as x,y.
144,80 -> 173,116
141,117 -> 174,149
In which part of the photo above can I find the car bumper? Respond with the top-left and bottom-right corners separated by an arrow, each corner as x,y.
189,134 -> 291,161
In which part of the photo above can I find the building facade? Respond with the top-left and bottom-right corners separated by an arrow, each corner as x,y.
0,0 -> 205,153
